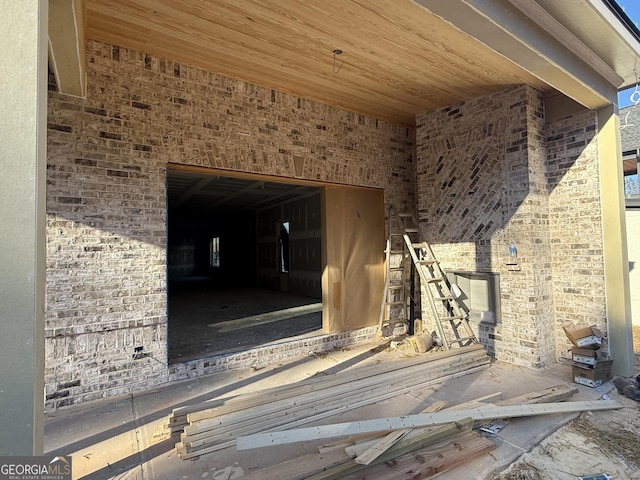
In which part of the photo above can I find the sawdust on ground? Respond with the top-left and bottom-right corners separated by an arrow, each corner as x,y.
491,349 -> 640,480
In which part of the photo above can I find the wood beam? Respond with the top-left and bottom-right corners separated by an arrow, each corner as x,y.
48,0 -> 86,97
236,400 -> 622,449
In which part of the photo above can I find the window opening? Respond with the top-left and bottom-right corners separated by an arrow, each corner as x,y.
623,152 -> 640,196
210,236 -> 220,268
279,221 -> 290,273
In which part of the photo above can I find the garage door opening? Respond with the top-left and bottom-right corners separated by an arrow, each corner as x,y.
166,168 -> 323,364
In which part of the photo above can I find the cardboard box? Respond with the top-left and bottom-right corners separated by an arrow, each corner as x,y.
572,360 -> 613,388
563,325 -> 603,349
571,347 -> 605,366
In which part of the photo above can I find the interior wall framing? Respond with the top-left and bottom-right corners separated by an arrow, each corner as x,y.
45,40 -> 414,409
256,191 -> 322,297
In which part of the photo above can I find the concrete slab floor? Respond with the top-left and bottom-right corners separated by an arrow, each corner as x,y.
44,339 -> 616,480
167,283 -> 322,363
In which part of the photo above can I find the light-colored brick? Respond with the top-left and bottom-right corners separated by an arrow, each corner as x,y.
415,85 -> 606,368
46,40 -> 612,410
46,40 -> 414,409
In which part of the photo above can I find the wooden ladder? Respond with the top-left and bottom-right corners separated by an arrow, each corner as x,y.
378,209 -> 478,350
378,212 -> 412,336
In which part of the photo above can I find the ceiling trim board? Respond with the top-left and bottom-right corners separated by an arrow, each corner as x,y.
506,0 -> 622,87
415,0 -> 618,107
48,0 -> 87,97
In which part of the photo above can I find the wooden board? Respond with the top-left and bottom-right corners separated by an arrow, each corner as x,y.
184,352 -> 489,437
175,344 -> 487,426
496,384 -> 578,405
345,393 -> 502,459
353,400 -> 447,465
336,431 -> 495,480
235,386 -> 578,479
304,419 -> 476,480
179,363 -> 490,459
241,419 -> 483,480
235,400 -> 622,449
175,344 -> 491,459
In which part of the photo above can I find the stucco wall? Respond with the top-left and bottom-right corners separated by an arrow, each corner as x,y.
45,40 -> 414,409
626,208 -> 640,328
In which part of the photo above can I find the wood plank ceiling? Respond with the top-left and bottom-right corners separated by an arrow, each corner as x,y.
85,0 -> 550,126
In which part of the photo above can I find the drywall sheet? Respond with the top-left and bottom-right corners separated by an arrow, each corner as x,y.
322,186 -> 385,333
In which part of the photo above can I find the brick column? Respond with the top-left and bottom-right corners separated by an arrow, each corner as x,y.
500,87 -> 554,368
415,85 -> 555,368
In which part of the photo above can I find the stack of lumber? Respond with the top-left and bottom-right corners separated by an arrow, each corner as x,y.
237,384 -> 616,480
166,344 -> 490,460
237,386 -> 600,449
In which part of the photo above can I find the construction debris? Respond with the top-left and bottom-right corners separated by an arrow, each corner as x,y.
308,427 -> 493,480
167,344 -> 490,460
162,339 -> 620,479
407,331 -> 434,353
236,385 -> 605,479
478,419 -> 510,435
351,399 -> 447,465
613,375 -> 640,401
562,324 -> 612,387
562,325 -> 604,349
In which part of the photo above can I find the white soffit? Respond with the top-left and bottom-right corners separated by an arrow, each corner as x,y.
48,0 -> 86,97
414,0 -> 638,108
537,0 -> 640,89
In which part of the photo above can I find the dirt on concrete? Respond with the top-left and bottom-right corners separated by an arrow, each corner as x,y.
492,351 -> 640,480
44,329 -> 640,480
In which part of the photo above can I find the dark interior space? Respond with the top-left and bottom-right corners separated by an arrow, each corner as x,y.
166,168 -> 323,363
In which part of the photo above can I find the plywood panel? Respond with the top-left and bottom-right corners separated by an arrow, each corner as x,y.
322,186 -> 384,333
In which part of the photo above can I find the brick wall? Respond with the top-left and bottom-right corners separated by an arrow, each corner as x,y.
415,85 -> 604,368
45,40 -> 414,409
546,110 -> 606,359
45,40 -> 610,408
